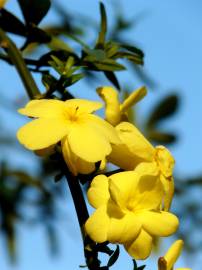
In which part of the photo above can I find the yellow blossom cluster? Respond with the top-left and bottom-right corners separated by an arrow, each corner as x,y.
16,86 -> 190,267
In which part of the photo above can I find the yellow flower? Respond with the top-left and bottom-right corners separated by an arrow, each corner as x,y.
108,122 -> 175,210
17,99 -> 120,175
97,86 -> 147,126
85,171 -> 179,260
0,0 -> 7,8
158,240 -> 191,270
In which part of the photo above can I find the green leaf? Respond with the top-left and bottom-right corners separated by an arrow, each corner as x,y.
113,51 -> 144,65
137,266 -> 146,270
147,94 -> 179,127
0,9 -> 26,36
133,260 -> 146,270
48,37 -> 73,52
107,245 -> 119,267
147,130 -> 177,144
42,74 -> 57,90
63,73 -> 84,87
121,44 -> 144,58
104,71 -> 120,90
133,259 -> 138,270
17,0 -> 51,25
96,2 -> 107,48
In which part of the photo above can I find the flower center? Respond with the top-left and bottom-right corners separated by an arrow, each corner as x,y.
65,106 -> 80,122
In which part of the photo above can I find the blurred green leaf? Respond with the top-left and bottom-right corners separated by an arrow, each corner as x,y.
96,3 -> 107,48
17,0 -> 51,25
147,94 -> 179,127
0,9 -> 26,36
147,130 -> 177,144
104,71 -> 120,90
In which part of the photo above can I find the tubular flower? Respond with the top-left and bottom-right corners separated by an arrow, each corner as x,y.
158,240 -> 191,270
108,122 -> 175,210
17,99 -> 120,175
85,171 -> 179,260
97,86 -> 147,126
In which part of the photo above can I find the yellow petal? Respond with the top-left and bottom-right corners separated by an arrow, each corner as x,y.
161,175 -> 175,211
86,114 -> 121,145
65,99 -> 102,113
120,86 -> 147,113
85,206 -> 109,243
62,137 -> 95,176
17,118 -> 69,150
155,146 -> 175,178
176,268 -> 192,270
18,99 -> 66,118
68,125 -> 112,162
97,86 -> 121,126
124,229 -> 153,259
107,212 -> 141,243
164,240 -> 184,270
132,171 -> 164,211
137,210 -> 179,236
87,175 -> 110,208
108,171 -> 140,208
109,122 -> 154,170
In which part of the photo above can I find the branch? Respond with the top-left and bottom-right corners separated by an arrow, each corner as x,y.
0,28 -> 40,99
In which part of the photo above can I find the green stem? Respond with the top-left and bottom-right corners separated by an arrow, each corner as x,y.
0,28 -> 40,99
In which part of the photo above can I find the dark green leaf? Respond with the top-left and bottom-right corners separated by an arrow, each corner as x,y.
63,73 -> 84,87
91,59 -> 125,72
107,245 -> 119,267
147,94 -> 179,127
147,130 -> 177,144
137,266 -> 146,270
17,0 -> 51,25
113,51 -> 143,65
104,71 -> 120,90
133,259 -> 138,270
96,2 -> 107,48
42,74 -> 57,90
121,44 -> 144,58
0,9 -> 26,36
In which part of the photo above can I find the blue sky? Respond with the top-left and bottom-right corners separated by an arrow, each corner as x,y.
0,0 -> 201,269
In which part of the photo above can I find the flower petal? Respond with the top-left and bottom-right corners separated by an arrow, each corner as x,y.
18,99 -> 66,118
85,206 -> 109,243
120,86 -> 147,113
132,167 -> 164,210
68,125 -> 112,162
155,146 -> 175,178
65,99 -> 102,113
87,114 -> 121,145
164,240 -> 183,270
97,86 -> 121,126
116,122 -> 154,161
109,122 -> 154,170
108,171 -> 140,208
137,210 -> 179,236
124,229 -> 153,260
17,118 -> 69,150
160,175 -> 175,211
87,175 -> 110,208
62,137 -> 95,176
107,212 -> 141,244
